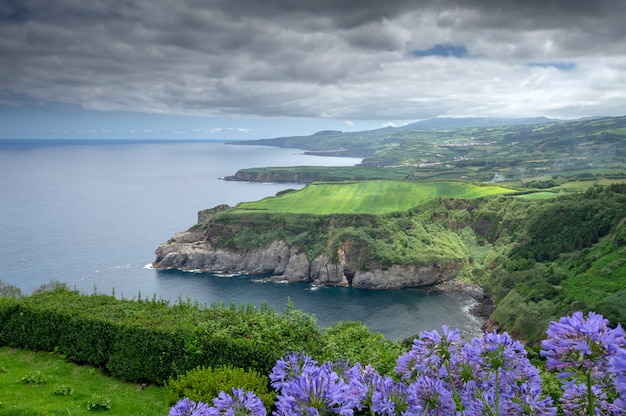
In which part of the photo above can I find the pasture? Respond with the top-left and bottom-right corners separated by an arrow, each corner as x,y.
234,180 -> 514,214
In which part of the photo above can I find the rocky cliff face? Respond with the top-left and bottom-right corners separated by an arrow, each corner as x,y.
153,231 -> 462,290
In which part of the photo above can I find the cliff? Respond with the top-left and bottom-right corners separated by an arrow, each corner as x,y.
153,230 -> 462,290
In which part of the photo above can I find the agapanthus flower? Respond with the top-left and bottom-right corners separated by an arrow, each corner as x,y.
370,375 -> 408,415
340,362 -> 373,411
560,382 -> 611,416
406,375 -> 455,415
461,331 -> 554,415
272,360 -> 358,415
396,325 -> 463,383
508,381 -> 557,416
541,312 -> 626,414
541,311 -> 626,379
169,397 -> 210,416
610,347 -> 626,396
207,388 -> 267,416
270,351 -> 319,390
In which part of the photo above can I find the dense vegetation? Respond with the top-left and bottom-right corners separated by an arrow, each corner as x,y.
0,284 -> 403,383
192,181 -> 626,342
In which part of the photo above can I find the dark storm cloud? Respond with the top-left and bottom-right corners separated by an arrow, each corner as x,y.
0,0 -> 625,120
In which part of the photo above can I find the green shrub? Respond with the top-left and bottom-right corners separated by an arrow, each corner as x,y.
87,394 -> 112,411
53,384 -> 74,396
17,370 -> 47,384
320,321 -> 406,376
165,365 -> 275,410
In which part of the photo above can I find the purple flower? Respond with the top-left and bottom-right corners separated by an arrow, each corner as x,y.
461,331 -> 554,415
396,325 -> 463,383
370,375 -> 408,415
340,362 -> 373,411
269,351 -> 318,390
169,397 -> 210,416
272,359 -> 359,415
610,347 -> 626,396
541,311 -> 625,379
560,382 -> 611,416
207,388 -> 267,416
406,375 -> 455,415
541,312 -> 626,415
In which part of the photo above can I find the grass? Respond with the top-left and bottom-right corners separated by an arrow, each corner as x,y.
234,180 -> 514,215
514,192 -> 559,200
0,347 -> 169,416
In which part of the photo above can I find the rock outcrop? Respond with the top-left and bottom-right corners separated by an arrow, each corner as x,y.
153,231 -> 462,290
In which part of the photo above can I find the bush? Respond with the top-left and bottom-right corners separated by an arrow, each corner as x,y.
17,370 -> 47,384
165,365 -> 275,410
320,321 -> 405,376
0,278 -> 22,298
87,394 -> 112,411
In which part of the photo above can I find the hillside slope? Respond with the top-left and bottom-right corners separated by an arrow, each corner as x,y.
154,181 -> 626,341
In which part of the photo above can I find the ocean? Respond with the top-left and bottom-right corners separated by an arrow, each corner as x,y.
0,139 -> 482,340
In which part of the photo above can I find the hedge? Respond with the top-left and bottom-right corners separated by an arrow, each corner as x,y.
0,288 -> 321,384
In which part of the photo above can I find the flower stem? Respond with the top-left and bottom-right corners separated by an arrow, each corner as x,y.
587,371 -> 594,416
444,360 -> 464,416
494,368 -> 499,416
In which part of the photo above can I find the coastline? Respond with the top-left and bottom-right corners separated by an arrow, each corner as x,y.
432,279 -> 495,326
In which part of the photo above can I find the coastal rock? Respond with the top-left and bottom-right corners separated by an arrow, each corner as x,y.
351,262 -> 462,290
154,235 -> 461,289
154,235 -> 292,274
281,251 -> 310,282
310,254 -> 350,287
433,280 -> 485,301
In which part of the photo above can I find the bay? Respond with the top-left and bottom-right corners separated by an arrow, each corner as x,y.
0,139 -> 483,340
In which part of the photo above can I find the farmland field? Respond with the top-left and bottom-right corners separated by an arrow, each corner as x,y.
514,192 -> 559,200
234,180 -> 514,214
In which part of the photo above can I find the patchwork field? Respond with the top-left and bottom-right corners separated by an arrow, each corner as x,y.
234,180 -> 514,214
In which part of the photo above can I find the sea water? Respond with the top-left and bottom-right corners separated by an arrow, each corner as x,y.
0,139 -> 482,340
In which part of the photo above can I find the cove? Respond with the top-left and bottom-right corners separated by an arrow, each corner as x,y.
0,139 -> 483,340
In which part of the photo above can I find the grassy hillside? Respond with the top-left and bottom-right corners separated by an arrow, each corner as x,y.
234,180 -> 514,215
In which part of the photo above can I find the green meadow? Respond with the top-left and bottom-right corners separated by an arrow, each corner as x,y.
234,180 -> 514,214
0,347 -> 169,416
514,191 -> 559,200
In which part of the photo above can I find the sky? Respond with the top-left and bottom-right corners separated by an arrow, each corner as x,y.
1,0 -> 626,140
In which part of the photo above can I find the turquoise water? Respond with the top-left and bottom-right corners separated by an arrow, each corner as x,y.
0,139 -> 482,340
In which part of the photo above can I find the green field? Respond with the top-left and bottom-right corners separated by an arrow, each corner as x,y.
0,347 -> 169,415
234,180 -> 514,214
514,191 -> 559,200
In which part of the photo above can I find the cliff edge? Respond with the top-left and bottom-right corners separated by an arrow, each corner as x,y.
154,231 -> 461,289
